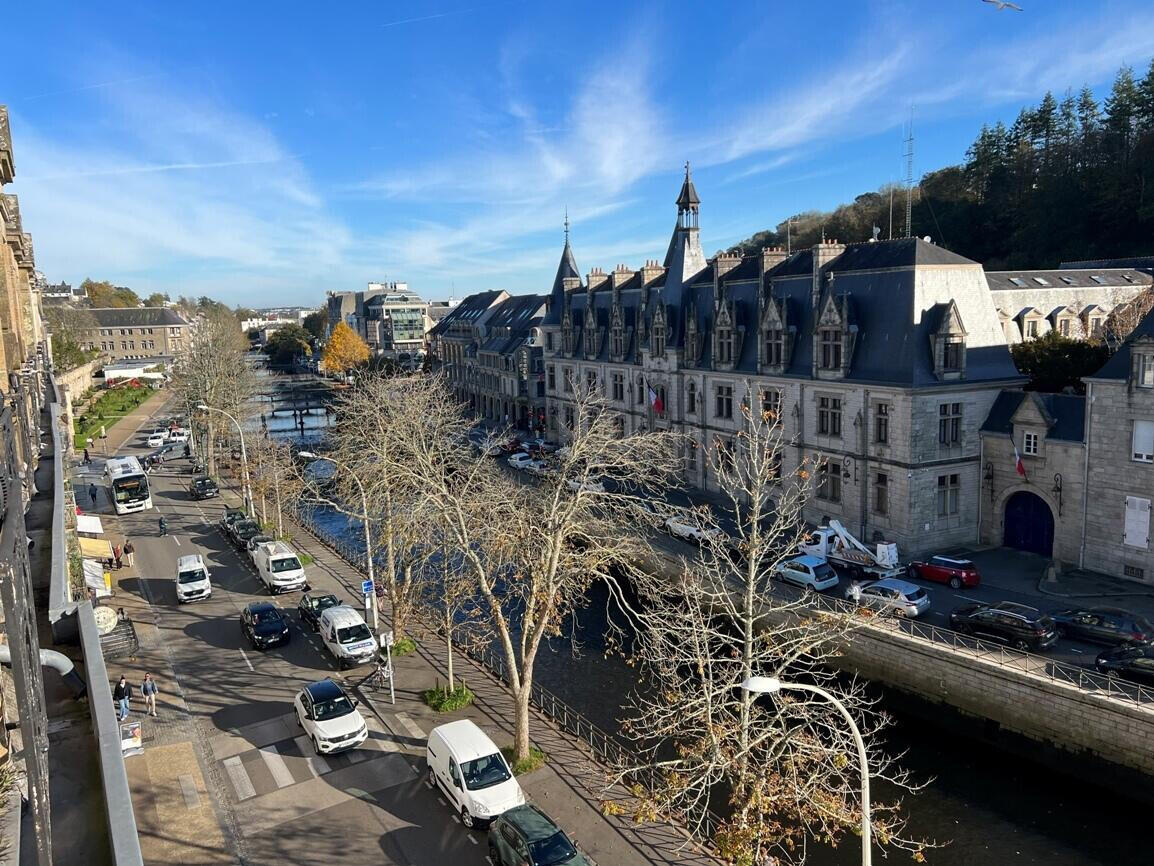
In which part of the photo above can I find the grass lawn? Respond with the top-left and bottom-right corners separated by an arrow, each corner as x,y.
73,384 -> 157,448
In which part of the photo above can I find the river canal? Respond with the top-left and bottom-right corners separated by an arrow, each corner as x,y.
266,400 -> 1148,865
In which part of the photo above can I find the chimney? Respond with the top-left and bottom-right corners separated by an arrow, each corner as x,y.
640,259 -> 665,285
562,276 -> 581,292
714,250 -> 742,281
610,264 -> 633,290
587,267 -> 609,293
760,246 -> 788,274
812,239 -> 845,308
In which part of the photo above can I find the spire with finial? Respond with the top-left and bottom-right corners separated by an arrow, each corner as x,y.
542,210 -> 581,326
676,161 -> 701,218
564,207 -> 570,244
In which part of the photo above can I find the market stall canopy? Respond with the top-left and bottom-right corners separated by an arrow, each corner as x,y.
76,514 -> 105,536
78,536 -> 113,559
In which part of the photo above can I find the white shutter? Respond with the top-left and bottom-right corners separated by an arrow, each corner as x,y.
1124,496 -> 1151,550
1132,421 -> 1154,462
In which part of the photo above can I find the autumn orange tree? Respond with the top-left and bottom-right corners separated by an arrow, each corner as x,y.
322,321 -> 370,374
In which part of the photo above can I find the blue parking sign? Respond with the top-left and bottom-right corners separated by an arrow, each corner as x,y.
361,579 -> 374,595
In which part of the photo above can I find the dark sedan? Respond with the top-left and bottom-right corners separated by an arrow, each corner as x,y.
1050,608 -> 1153,646
298,592 -> 342,631
230,520 -> 262,546
949,601 -> 1059,651
240,602 -> 290,650
219,509 -> 247,532
1095,644 -> 1154,686
188,477 -> 219,500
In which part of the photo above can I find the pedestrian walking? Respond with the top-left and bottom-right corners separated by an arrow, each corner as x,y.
113,676 -> 131,721
88,483 -> 98,504
112,544 -> 122,570
124,539 -> 135,568
82,448 -> 90,465
141,673 -> 158,717
183,443 -> 191,459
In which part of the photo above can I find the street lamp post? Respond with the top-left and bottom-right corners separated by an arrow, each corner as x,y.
197,403 -> 255,518
741,676 -> 872,866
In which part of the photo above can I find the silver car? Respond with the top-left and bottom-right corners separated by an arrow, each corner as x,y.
845,578 -> 930,618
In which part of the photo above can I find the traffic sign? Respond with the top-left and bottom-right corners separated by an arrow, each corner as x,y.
361,579 -> 374,595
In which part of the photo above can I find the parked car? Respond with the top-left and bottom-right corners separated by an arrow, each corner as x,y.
167,428 -> 189,443
1050,607 -> 1153,646
146,431 -> 166,448
906,555 -> 981,590
663,512 -> 724,545
294,678 -> 368,754
507,452 -> 535,471
427,719 -> 525,829
253,540 -> 307,594
845,578 -> 930,617
229,519 -> 262,547
772,554 -> 840,592
174,554 -> 212,604
219,509 -> 247,532
488,804 -> 593,866
188,477 -> 219,500
1095,644 -> 1154,685
245,534 -> 274,562
565,478 -> 605,494
298,592 -> 342,631
240,602 -> 290,650
524,458 -> 552,477
318,606 -> 377,669
949,601 -> 1059,651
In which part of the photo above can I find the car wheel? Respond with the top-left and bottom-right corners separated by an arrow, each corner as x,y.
1012,639 -> 1030,651
905,565 -> 918,580
460,806 -> 475,829
948,576 -> 962,590
311,736 -> 321,754
295,713 -> 302,727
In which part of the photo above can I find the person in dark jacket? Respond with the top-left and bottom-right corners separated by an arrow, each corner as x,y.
113,676 -> 131,720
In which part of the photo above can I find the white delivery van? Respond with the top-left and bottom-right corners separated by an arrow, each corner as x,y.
426,719 -> 525,829
252,541 -> 307,594
318,606 -> 377,669
174,554 -> 212,603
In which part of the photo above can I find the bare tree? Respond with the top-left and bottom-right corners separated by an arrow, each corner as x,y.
611,390 -> 928,864
1104,288 -> 1154,351
392,380 -> 683,764
171,310 -> 256,475
248,433 -> 303,538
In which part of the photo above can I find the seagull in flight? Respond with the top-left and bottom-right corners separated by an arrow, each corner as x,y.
983,0 -> 1023,10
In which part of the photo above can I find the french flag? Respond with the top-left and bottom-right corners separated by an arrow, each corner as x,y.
1013,444 -> 1027,479
648,384 -> 664,415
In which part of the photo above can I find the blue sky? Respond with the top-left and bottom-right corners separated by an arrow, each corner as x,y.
5,1 -> 1154,307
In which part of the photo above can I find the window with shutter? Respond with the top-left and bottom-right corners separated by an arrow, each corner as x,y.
1124,496 -> 1151,549
1132,420 -> 1154,463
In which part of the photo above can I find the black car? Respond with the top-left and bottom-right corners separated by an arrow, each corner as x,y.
188,477 -> 219,500
240,602 -> 290,650
1050,608 -> 1153,646
298,592 -> 342,631
488,804 -> 593,866
219,509 -> 247,532
230,520 -> 262,546
949,601 -> 1059,651
1095,644 -> 1154,686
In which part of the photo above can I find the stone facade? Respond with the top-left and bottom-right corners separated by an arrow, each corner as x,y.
79,307 -> 190,361
0,106 -> 43,390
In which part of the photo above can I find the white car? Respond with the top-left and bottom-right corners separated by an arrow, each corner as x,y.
772,554 -> 839,592
525,459 -> 552,477
168,428 -> 189,443
507,452 -> 535,471
146,431 -> 166,448
294,678 -> 369,754
664,513 -> 724,545
566,478 -> 605,494
845,578 -> 931,618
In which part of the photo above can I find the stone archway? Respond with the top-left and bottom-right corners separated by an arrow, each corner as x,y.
1003,490 -> 1055,557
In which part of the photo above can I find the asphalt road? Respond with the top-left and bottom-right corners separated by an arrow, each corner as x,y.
109,427 -> 493,866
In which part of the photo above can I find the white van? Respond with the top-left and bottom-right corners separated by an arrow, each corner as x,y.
174,554 -> 212,603
426,719 -> 525,829
318,606 -> 377,669
252,541 -> 307,594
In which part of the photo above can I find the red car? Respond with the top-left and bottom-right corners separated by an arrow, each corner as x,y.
906,555 -> 981,589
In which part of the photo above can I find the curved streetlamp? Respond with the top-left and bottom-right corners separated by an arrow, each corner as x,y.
740,675 -> 872,866
197,403 -> 254,517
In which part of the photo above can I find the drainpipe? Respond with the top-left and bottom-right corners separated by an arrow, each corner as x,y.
0,644 -> 87,699
977,431 -> 984,544
1079,381 -> 1093,569
859,388 -> 870,542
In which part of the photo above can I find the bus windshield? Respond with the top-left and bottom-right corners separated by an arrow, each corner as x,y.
112,475 -> 149,503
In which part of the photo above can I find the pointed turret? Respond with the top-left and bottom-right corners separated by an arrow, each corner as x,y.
675,161 -> 700,213
662,163 -> 707,348
543,212 -> 581,325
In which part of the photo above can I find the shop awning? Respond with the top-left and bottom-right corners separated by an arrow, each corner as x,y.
76,514 -> 105,535
78,536 -> 114,559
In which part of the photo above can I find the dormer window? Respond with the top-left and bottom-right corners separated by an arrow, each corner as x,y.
561,313 -> 573,354
932,300 -> 968,380
942,337 -> 964,371
716,327 -> 733,364
765,328 -> 783,366
819,329 -> 842,369
611,324 -> 623,358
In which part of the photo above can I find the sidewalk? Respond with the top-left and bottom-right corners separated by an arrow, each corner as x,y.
282,510 -> 720,866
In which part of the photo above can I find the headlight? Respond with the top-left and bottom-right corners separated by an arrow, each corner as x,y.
473,804 -> 490,816
282,628 -> 289,635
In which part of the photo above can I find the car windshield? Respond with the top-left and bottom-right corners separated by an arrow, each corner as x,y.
312,694 -> 356,721
270,557 -> 302,573
460,752 -> 511,791
178,569 -> 207,584
235,522 -> 259,535
251,609 -> 281,625
310,596 -> 338,612
528,830 -> 579,865
813,564 -> 835,580
337,624 -> 371,644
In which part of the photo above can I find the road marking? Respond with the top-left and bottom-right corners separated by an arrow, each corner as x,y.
178,774 -> 201,808
239,649 -> 254,671
222,756 -> 256,801
173,536 -> 181,546
957,594 -> 984,604
394,712 -> 425,741
292,736 -> 331,777
260,745 -> 296,789
1070,648 -> 1085,654
468,835 -> 477,845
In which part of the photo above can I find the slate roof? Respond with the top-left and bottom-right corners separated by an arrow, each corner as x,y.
88,307 -> 188,327
478,295 -> 545,355
428,290 -> 503,336
1091,304 -> 1154,381
832,237 -> 978,270
986,269 -> 1152,290
1060,256 -> 1154,271
542,237 -> 581,326
981,390 -> 1086,443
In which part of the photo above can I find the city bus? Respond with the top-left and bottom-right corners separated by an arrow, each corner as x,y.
105,456 -> 152,514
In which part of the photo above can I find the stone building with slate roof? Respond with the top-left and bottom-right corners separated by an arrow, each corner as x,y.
80,307 -> 191,361
0,105 -> 43,382
539,166 -> 1025,555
